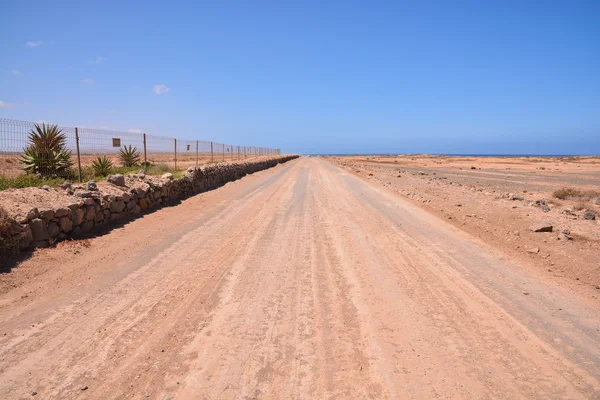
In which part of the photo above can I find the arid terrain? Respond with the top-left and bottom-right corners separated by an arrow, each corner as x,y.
0,156 -> 599,399
326,155 -> 600,302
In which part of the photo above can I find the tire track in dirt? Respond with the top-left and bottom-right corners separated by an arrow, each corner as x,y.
0,157 -> 598,399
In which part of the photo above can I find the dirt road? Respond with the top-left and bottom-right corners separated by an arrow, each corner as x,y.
1,157 -> 599,399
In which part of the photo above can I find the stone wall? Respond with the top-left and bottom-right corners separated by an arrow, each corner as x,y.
3,156 -> 298,254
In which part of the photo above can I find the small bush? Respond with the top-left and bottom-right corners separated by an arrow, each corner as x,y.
553,187 -> 600,200
20,123 -> 74,178
119,145 -> 141,167
91,156 -> 114,176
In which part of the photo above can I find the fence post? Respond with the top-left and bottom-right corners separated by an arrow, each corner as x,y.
75,127 -> 82,182
196,140 -> 199,167
143,133 -> 147,165
210,141 -> 214,162
222,143 -> 225,161
174,138 -> 177,169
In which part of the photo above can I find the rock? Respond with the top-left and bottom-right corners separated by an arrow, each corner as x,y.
81,221 -> 94,233
596,197 -> 600,205
26,208 -> 39,220
526,247 -> 539,254
39,209 -> 54,220
531,223 -> 553,233
470,166 -> 476,170
86,181 -> 98,191
73,208 -> 86,225
59,181 -> 71,190
139,198 -> 150,211
133,205 -> 141,214
127,200 -> 136,210
29,219 -> 49,241
535,199 -> 546,206
67,203 -> 80,210
75,189 -> 93,198
122,193 -> 131,202
107,174 -> 126,187
161,173 -> 174,180
135,188 -> 146,198
110,200 -> 126,213
54,207 -> 71,218
510,195 -> 524,201
59,216 -> 73,233
85,206 -> 96,221
83,198 -> 95,206
583,210 -> 596,220
41,185 -> 52,191
47,221 -> 60,238
94,211 -> 104,223
71,226 -> 82,237
138,169 -> 146,176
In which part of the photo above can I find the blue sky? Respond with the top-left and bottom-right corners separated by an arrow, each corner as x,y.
1,1 -> 599,154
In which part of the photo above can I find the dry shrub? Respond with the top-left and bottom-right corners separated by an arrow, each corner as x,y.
573,201 -> 587,211
546,198 -> 562,207
553,187 -> 600,200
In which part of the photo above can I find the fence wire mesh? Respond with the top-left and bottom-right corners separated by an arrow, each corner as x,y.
0,118 -> 281,180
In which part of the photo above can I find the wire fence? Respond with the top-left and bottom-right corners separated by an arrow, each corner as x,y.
0,118 -> 281,180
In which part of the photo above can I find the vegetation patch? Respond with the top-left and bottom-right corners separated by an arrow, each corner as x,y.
552,187 -> 600,200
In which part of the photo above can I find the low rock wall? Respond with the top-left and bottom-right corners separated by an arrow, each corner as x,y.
2,156 -> 298,254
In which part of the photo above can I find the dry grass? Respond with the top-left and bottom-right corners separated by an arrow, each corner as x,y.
546,198 -> 562,207
552,187 -> 600,200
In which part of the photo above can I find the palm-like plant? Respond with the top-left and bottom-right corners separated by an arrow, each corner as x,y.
118,145 -> 141,167
20,123 -> 73,177
91,156 -> 114,176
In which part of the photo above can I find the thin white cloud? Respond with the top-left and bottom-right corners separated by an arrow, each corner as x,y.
81,79 -> 95,85
9,69 -> 23,76
0,101 -> 16,109
128,128 -> 143,133
0,100 -> 27,109
153,84 -> 171,95
26,41 -> 42,47
88,56 -> 104,64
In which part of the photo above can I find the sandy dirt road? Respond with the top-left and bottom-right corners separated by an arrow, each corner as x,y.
0,157 -> 599,399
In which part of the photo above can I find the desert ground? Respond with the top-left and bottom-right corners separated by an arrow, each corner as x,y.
0,156 -> 599,399
326,155 -> 600,301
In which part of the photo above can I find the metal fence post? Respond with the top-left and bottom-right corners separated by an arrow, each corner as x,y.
143,133 -> 147,165
75,127 -> 83,182
210,141 -> 214,162
174,138 -> 177,169
196,140 -> 199,167
222,143 -> 225,161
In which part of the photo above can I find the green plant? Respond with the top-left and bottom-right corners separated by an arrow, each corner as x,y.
91,156 -> 114,176
20,123 -> 73,178
118,145 -> 141,167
